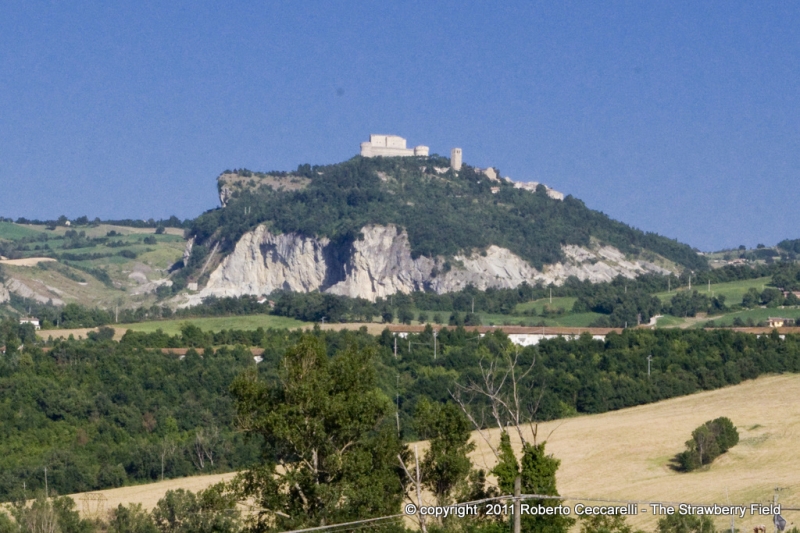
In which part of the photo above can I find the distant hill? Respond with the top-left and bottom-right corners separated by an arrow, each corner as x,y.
177,155 -> 705,303
192,156 -> 705,270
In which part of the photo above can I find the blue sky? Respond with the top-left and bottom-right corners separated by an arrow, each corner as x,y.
1,1 -> 798,251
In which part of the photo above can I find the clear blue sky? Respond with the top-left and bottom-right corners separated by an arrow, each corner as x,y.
1,2 -> 798,251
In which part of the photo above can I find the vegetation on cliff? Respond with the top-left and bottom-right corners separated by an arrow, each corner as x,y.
189,156 -> 707,272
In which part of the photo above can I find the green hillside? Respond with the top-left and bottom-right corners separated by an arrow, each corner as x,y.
188,156 -> 707,272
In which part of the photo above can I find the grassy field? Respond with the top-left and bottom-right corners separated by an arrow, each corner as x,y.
514,296 -> 578,314
119,314 -> 309,335
64,373 -> 800,531
0,221 -> 45,240
655,315 -> 686,327
482,311 -> 603,327
654,277 -> 772,305
696,306 -> 800,327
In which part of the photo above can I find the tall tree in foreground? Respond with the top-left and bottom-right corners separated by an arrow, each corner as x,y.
452,343 -> 574,533
229,335 -> 407,532
413,398 -> 476,507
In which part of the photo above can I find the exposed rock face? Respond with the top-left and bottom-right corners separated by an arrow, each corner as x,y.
0,284 -> 9,304
185,224 -> 671,305
201,225 -> 331,298
5,278 -> 65,306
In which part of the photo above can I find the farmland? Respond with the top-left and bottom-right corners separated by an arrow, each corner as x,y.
62,373 -> 800,532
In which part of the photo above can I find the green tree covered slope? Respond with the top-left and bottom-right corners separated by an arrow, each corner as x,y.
189,156 -> 706,272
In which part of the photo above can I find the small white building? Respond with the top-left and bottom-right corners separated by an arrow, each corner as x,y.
20,317 -> 40,330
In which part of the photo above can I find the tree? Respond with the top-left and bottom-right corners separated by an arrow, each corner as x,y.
676,417 -> 739,471
452,344 -> 574,533
152,486 -> 240,533
657,513 -> 715,533
9,495 -> 94,533
108,504 -> 158,533
413,398 -> 475,507
581,513 -> 645,533
742,288 -> 760,308
0,512 -> 15,533
229,335 -> 406,531
492,434 -> 575,533
398,307 -> 414,325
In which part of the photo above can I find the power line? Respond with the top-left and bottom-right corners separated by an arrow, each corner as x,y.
281,513 -> 404,533
280,492 -> 800,533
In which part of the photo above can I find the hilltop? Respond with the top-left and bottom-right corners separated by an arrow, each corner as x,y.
178,155 -> 706,303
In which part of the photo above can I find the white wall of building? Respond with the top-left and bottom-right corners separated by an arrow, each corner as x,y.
360,134 -> 433,158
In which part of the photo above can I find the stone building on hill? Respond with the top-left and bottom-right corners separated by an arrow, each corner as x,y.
360,134 -> 429,157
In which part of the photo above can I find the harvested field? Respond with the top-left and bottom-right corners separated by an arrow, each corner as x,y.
474,373 -> 800,531
63,374 -> 800,531
66,473 -> 237,516
0,257 -> 57,266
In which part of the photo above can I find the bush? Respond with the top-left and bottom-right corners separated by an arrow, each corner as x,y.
676,417 -> 738,471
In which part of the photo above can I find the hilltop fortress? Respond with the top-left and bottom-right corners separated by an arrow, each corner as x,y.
358,133 -> 561,198
360,134 -> 463,171
360,134 -> 430,158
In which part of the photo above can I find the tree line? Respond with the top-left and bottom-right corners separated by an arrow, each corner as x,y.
4,322 -> 800,500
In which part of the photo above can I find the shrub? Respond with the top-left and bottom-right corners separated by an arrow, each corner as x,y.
676,417 -> 738,471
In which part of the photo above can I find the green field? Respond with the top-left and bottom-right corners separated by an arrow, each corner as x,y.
513,296 -> 577,314
655,315 -> 686,327
482,311 -> 603,327
695,306 -> 800,327
654,277 -> 772,305
0,221 -> 46,241
120,314 -> 309,335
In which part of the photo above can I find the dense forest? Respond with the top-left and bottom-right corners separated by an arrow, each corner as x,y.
3,320 -> 800,502
187,156 -> 707,273
0,327 -> 262,500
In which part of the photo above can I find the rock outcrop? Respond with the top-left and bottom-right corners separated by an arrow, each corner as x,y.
184,224 -> 670,305
5,278 -> 65,306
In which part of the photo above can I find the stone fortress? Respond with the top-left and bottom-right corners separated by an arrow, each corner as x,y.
360,134 -> 464,170
358,134 -> 562,200
360,134 -> 430,158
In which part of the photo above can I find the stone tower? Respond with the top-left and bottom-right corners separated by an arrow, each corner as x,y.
451,147 -> 462,171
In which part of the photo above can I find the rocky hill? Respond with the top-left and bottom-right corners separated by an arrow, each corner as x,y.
178,155 -> 706,304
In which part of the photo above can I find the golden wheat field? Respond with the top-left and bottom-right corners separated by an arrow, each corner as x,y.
66,374 -> 800,531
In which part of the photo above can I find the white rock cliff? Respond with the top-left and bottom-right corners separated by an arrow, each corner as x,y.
184,224 -> 670,305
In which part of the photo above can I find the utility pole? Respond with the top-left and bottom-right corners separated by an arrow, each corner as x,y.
668,278 -> 671,292
549,288 -> 552,304
513,476 -> 521,533
44,467 -> 48,500
647,354 -> 652,378
708,280 -> 711,292
471,297 -> 474,314
689,273 -> 692,290
433,330 -> 438,360
394,336 -> 397,359
415,446 -> 427,533
396,374 -> 401,437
